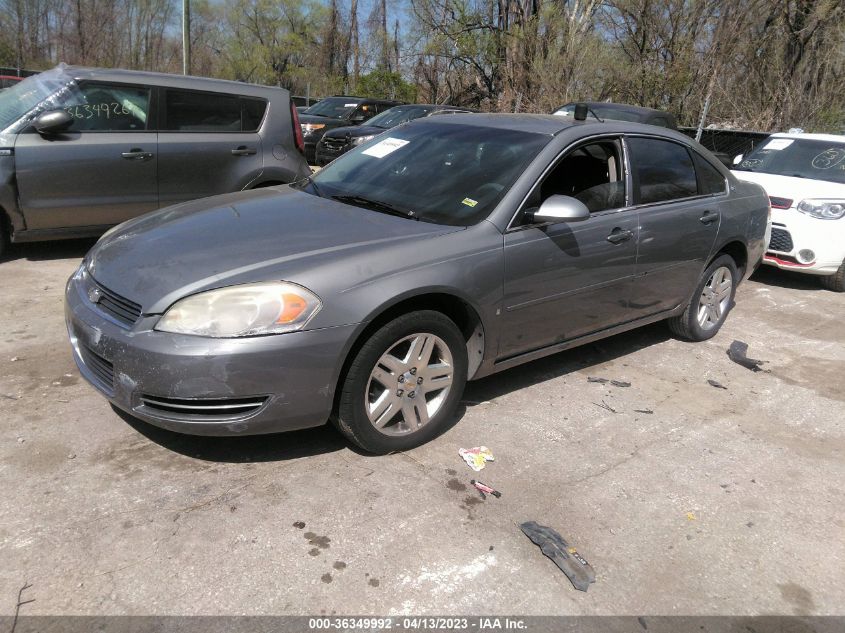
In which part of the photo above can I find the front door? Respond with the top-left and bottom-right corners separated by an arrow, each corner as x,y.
499,137 -> 638,358
15,81 -> 157,230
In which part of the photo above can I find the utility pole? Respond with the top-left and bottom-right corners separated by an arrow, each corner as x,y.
182,0 -> 191,75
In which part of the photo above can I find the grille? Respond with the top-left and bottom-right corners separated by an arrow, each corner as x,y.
79,345 -> 114,393
769,227 -> 794,253
321,137 -> 347,152
138,395 -> 268,419
91,279 -> 142,327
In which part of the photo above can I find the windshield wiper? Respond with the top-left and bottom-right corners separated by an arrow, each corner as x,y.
293,174 -> 323,197
331,194 -> 418,220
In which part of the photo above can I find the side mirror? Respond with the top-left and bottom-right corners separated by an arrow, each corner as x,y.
529,195 -> 590,224
732,154 -> 744,166
351,115 -> 366,123
33,109 -> 73,135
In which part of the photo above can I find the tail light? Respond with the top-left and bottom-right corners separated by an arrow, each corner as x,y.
290,101 -> 304,155
769,196 -> 792,209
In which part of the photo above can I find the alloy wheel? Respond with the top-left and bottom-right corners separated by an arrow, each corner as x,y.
697,266 -> 733,330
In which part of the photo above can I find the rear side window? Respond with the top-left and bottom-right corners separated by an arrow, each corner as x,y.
62,83 -> 151,131
164,90 -> 267,132
628,137 -> 697,204
692,151 -> 727,195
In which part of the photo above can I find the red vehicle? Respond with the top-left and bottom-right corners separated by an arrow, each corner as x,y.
0,75 -> 24,90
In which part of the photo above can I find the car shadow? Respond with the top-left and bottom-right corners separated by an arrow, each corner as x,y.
113,405 -> 352,463
749,266 -> 824,291
113,325 -> 670,462
2,238 -> 96,262
462,322 -> 671,404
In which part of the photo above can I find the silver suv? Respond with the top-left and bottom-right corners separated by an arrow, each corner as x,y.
0,65 -> 310,256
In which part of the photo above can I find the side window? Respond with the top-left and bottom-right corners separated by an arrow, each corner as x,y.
62,83 -> 150,131
524,139 -> 626,216
692,151 -> 727,195
164,89 -> 241,131
356,103 -> 377,121
241,98 -> 267,132
627,137 -> 697,204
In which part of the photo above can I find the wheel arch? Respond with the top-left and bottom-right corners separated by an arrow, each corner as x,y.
711,239 -> 749,280
330,290 -> 488,417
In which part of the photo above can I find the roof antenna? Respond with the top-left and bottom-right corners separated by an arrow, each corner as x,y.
574,103 -> 588,121
573,102 -> 604,123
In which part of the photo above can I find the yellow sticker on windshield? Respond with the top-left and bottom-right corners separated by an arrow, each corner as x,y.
462,198 -> 478,207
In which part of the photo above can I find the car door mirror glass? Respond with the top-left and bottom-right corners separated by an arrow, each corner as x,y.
32,109 -> 73,135
530,195 -> 590,224
732,153 -> 744,165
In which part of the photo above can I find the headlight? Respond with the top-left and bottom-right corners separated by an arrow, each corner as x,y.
797,199 -> 845,220
301,123 -> 325,133
351,134 -> 376,145
155,282 -> 321,337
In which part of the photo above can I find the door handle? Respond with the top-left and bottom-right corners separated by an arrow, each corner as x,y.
606,228 -> 634,244
699,211 -> 720,225
121,148 -> 153,161
231,146 -> 257,156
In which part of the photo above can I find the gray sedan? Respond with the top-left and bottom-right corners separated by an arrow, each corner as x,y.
65,114 -> 769,453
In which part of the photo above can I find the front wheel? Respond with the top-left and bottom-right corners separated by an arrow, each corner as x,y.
668,254 -> 738,341
819,259 -> 845,292
335,311 -> 468,454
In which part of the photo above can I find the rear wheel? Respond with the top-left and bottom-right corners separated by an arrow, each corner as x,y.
819,259 -> 845,292
668,254 -> 738,341
335,311 -> 468,454
0,214 -> 9,260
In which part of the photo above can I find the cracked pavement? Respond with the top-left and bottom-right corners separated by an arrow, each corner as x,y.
1,239 -> 843,615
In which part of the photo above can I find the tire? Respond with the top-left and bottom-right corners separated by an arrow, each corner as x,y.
668,254 -> 738,341
0,214 -> 9,261
819,259 -> 845,292
335,310 -> 468,454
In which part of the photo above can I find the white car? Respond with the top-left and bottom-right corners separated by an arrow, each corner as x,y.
732,132 -> 845,291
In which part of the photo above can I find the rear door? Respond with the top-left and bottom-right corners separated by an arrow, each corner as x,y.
626,136 -> 723,315
15,81 -> 157,230
157,88 -> 265,206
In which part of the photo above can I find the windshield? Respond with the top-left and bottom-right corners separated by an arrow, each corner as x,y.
0,66 -> 73,133
367,106 -> 431,129
303,97 -> 360,119
735,138 -> 845,184
305,120 -> 549,226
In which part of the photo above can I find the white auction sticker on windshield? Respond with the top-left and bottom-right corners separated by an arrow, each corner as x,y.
764,139 -> 794,151
362,137 -> 410,158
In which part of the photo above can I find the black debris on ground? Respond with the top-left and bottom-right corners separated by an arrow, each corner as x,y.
727,340 -> 765,372
707,379 -> 728,390
520,521 -> 596,592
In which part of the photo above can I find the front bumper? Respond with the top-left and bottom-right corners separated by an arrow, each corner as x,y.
315,140 -> 352,166
65,270 -> 358,436
763,208 -> 845,275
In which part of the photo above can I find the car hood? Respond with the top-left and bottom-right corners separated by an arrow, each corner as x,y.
731,170 -> 845,202
298,114 -> 347,127
323,125 -> 386,140
87,187 -> 461,315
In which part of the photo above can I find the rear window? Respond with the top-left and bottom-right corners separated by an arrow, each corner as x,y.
164,89 -> 267,132
692,151 -> 727,195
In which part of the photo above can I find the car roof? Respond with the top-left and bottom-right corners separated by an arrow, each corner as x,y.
410,112 -> 695,141
769,132 -> 845,144
327,95 -> 404,104
60,65 -> 286,96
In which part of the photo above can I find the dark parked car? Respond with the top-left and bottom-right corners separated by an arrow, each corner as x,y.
315,104 -> 474,165
553,102 -> 678,129
298,96 -> 404,163
0,65 -> 309,256
66,114 -> 769,454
